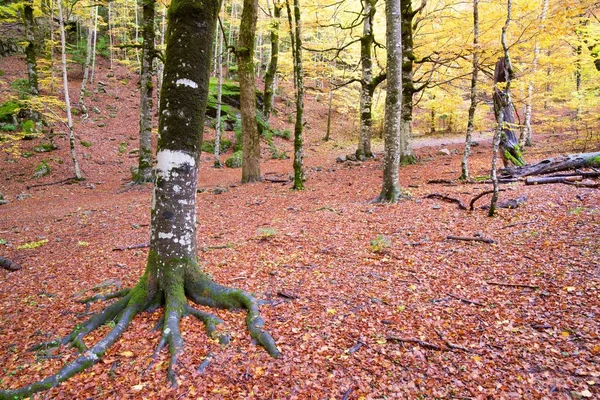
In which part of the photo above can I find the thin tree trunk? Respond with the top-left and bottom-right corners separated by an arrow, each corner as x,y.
134,0 -> 141,67
79,3 -> 95,117
135,0 -> 156,183
214,24 -> 224,168
460,0 -> 479,181
58,0 -> 82,180
227,1 -> 238,78
521,0 -> 548,147
24,1 -> 39,95
376,0 -> 402,203
238,0 -> 261,183
89,6 -> 99,84
108,2 -> 114,70
49,0 -> 56,94
324,86 -> 333,141
263,1 -> 281,120
156,4 -> 166,107
290,0 -> 304,190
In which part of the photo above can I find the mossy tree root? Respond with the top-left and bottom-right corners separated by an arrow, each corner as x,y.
77,288 -> 132,305
1,270 -> 280,399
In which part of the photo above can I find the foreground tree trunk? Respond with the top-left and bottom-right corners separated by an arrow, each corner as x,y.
460,0 -> 479,181
134,0 -> 156,183
376,0 -> 402,203
288,0 -> 304,189
263,0 -> 282,120
0,0 -> 279,397
238,0 -> 261,183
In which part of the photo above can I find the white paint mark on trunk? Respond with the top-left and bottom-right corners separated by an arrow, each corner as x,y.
156,149 -> 195,180
175,78 -> 197,88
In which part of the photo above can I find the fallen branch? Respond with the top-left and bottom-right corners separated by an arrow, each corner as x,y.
525,176 -> 583,185
0,256 -> 21,271
434,328 -> 478,354
112,242 -> 149,251
26,177 -> 78,190
470,189 -> 506,210
425,194 -> 467,210
447,235 -> 495,244
503,151 -> 600,178
486,281 -> 539,289
386,336 -> 442,351
446,293 -> 485,307
427,179 -> 456,185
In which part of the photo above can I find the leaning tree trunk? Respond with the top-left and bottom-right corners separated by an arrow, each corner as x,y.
376,0 -> 402,203
134,0 -> 156,183
24,1 -> 39,96
503,152 -> 600,178
460,0 -> 479,181
238,0 -> 261,183
263,1 -> 282,121
0,0 -> 278,397
493,57 -> 525,168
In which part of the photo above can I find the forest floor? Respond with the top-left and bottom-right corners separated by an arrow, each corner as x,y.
0,55 -> 599,399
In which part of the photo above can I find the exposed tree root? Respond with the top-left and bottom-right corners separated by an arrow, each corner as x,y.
425,193 -> 467,210
0,270 -> 279,399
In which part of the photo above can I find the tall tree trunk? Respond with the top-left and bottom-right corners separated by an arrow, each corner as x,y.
398,0 -> 420,165
289,0 -> 304,190
214,23 -> 224,168
155,3 -> 166,107
263,1 -> 282,120
89,6 -> 99,84
376,0 -> 402,203
79,3 -> 95,117
324,85 -> 333,141
521,0 -> 548,147
0,1 -> 279,397
134,0 -> 156,183
238,0 -> 261,183
490,0 -> 516,216
108,2 -> 114,70
58,0 -> 82,180
24,1 -> 39,95
460,0 -> 479,181
356,0 -> 376,159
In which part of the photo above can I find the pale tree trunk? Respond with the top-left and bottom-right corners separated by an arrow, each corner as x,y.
108,2 -> 114,70
134,0 -> 156,183
238,0 -> 261,183
24,1 -> 39,95
0,1 -> 279,397
357,0 -> 375,159
89,6 -> 99,84
156,4 -> 166,107
49,0 -> 56,94
263,0 -> 282,120
214,24 -> 224,168
58,0 -> 82,180
324,84 -> 333,141
376,0 -> 402,203
227,1 -> 238,78
521,0 -> 548,147
490,0 -> 515,216
460,0 -> 479,181
289,0 -> 304,190
79,3 -> 96,117
134,0 -> 141,67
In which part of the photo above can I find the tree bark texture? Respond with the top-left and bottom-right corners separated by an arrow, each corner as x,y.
289,0 -> 304,190
493,57 -> 525,167
263,1 -> 282,121
238,0 -> 261,183
460,0 -> 479,181
24,2 -> 39,96
78,4 -> 96,117
356,0 -> 376,159
399,0 -> 418,165
376,0 -> 402,202
135,0 -> 156,183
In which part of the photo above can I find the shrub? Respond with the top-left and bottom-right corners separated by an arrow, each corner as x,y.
225,150 -> 243,168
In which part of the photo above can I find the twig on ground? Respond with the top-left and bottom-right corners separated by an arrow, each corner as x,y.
446,293 -> 485,307
447,235 -> 495,244
470,189 -> 506,210
425,193 -> 467,210
434,328 -> 478,354
112,243 -> 149,251
486,281 -> 539,289
386,336 -> 442,351
26,177 -> 78,190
